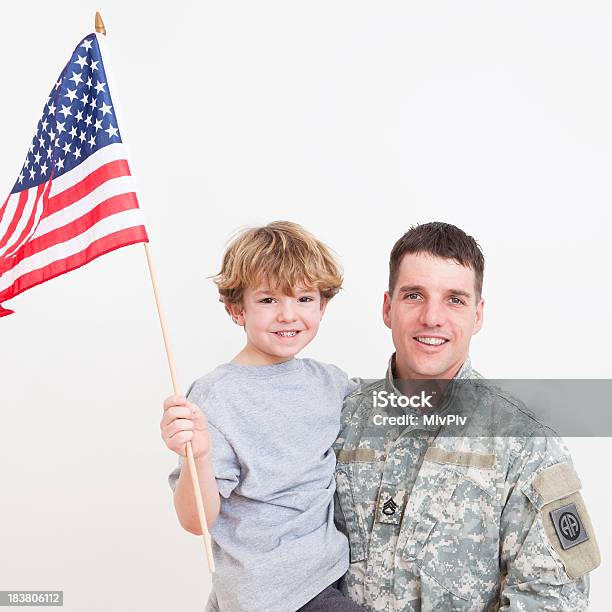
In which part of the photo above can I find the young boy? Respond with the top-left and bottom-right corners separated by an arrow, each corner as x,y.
161,221 -> 364,612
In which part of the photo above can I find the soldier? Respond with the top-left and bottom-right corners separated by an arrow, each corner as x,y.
334,222 -> 600,610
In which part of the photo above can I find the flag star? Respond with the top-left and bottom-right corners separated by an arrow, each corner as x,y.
28,142 -> 35,153
65,88 -> 78,102
63,141 -> 72,155
86,76 -> 93,87
49,130 -> 56,141
56,157 -> 65,170
88,97 -> 97,110
54,79 -> 62,90
69,71 -> 83,86
99,101 -> 112,116
75,109 -> 84,121
84,115 -> 93,127
69,125 -> 78,138
34,151 -> 42,164
18,171 -> 24,183
105,123 -> 119,138
40,162 -> 48,175
38,135 -> 45,148
59,104 -> 72,118
75,54 -> 88,69
29,168 -> 35,180
81,39 -> 93,51
80,92 -> 89,105
48,102 -> 56,114
90,59 -> 99,71
94,80 -> 106,94
41,119 -> 49,132
78,130 -> 87,143
24,157 -> 30,169
56,121 -> 66,135
47,145 -> 53,158
88,134 -> 96,147
93,118 -> 103,132
74,146 -> 82,159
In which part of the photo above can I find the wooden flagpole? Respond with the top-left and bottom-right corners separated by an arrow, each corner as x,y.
94,11 -> 215,573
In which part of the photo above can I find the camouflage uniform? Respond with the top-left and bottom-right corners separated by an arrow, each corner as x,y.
334,356 -> 600,611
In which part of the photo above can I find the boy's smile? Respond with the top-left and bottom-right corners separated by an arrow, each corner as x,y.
229,284 -> 327,365
272,329 -> 301,339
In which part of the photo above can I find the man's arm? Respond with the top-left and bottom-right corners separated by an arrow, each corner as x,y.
499,435 -> 600,610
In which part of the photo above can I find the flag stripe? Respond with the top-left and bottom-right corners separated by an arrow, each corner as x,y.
0,184 -> 47,260
0,190 -> 30,253
0,207 -> 147,293
0,225 -> 148,304
0,195 -> 10,223
5,191 -> 140,268
35,175 -> 136,237
0,190 -> 30,251
0,192 -> 25,247
43,158 -> 131,219
48,142 -> 128,195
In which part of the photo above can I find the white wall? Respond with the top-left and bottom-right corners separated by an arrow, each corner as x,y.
1,2 -> 610,610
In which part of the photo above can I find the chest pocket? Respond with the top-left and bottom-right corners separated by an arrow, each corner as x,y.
400,450 -> 499,604
335,448 -> 382,563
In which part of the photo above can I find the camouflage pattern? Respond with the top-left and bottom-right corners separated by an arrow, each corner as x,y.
334,356 -> 598,611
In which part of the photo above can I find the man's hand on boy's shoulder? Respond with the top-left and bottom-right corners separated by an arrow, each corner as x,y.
160,395 -> 212,459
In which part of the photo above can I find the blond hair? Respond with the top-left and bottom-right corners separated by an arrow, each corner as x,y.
212,221 -> 343,308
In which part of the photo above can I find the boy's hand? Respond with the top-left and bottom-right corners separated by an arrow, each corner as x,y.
160,395 -> 211,459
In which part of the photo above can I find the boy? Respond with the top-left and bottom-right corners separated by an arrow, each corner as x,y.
161,221 -> 364,612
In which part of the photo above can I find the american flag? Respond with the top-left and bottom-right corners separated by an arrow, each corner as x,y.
0,32 -> 148,317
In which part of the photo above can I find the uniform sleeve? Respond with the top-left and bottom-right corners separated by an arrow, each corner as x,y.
499,435 -> 600,610
167,380 -> 241,498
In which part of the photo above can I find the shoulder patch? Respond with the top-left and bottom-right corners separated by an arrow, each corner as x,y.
532,463 -> 600,579
550,502 -> 588,549
541,491 -> 600,579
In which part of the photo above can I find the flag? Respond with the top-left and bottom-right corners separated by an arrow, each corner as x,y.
0,32 -> 148,317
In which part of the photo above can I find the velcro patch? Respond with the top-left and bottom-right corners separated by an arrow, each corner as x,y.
336,448 -> 376,463
424,446 -> 495,469
533,462 -> 581,504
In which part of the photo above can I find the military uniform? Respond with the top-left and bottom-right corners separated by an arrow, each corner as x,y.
334,357 -> 600,611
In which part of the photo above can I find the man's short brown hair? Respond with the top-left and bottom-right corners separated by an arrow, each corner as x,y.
213,221 -> 343,309
389,222 -> 485,298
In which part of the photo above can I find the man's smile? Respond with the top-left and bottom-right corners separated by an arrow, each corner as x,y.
413,335 -> 450,350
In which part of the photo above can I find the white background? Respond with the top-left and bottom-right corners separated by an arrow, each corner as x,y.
1,2 -> 610,610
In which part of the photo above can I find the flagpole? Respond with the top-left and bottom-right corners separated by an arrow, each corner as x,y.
94,11 -> 215,573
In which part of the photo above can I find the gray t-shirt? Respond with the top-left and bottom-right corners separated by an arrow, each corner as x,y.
168,358 -> 358,612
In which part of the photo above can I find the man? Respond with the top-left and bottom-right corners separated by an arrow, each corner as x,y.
334,222 -> 600,610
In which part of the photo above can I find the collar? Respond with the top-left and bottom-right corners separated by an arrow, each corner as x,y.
385,353 -> 474,389
382,354 -> 475,431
